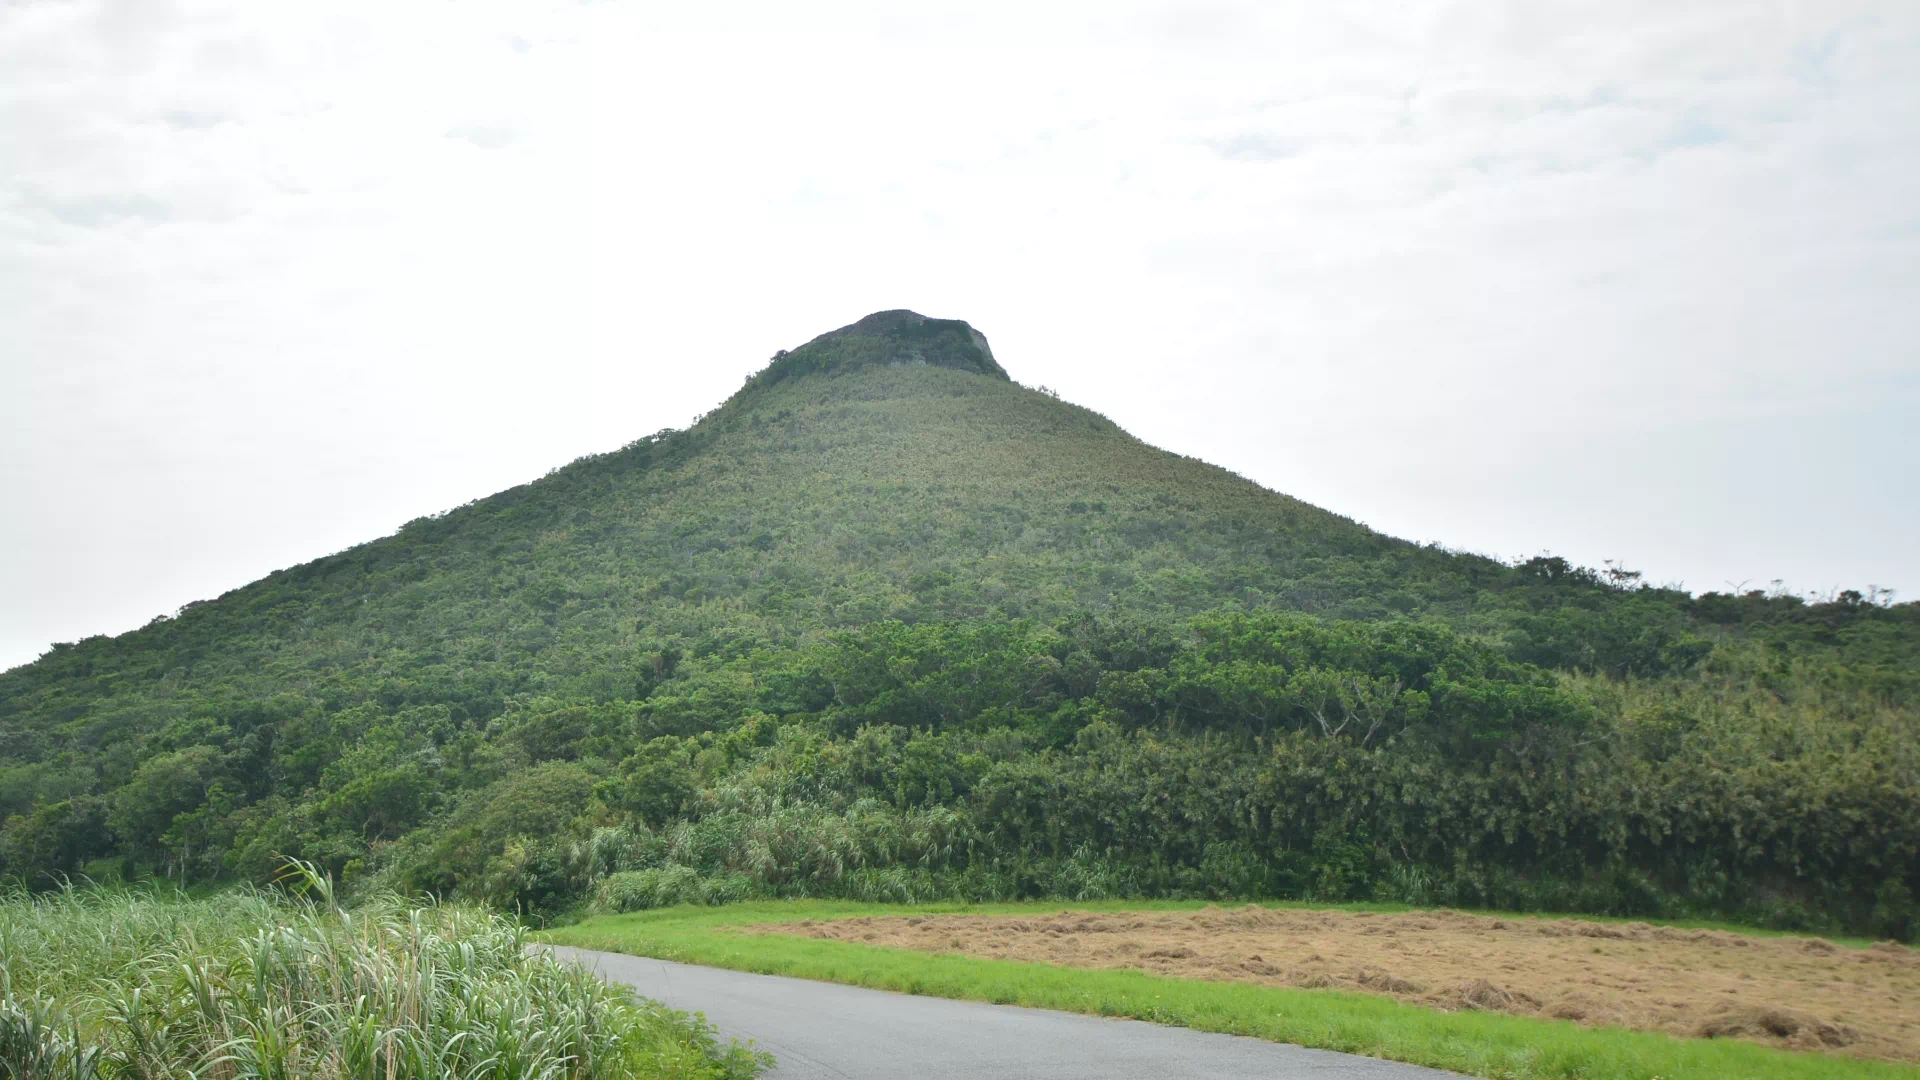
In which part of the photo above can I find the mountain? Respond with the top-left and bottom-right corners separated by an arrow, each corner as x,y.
1,310 -> 1507,707
3,312 -> 1915,937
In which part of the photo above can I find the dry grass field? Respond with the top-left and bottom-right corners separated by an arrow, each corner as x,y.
758,905 -> 1920,1061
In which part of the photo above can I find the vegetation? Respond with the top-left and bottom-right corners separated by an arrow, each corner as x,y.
0,869 -> 767,1079
544,901 -> 1920,1080
2,312 -> 1915,941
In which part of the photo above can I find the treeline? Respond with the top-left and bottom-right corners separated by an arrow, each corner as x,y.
8,602 -> 1913,939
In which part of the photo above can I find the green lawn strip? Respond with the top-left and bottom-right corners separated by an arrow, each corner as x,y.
543,901 -> 1917,1080
560,895 -> 1884,948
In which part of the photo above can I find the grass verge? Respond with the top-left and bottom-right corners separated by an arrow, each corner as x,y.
0,873 -> 768,1079
544,900 -> 1920,1080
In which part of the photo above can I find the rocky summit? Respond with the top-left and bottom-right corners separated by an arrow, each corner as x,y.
751,309 -> 1008,389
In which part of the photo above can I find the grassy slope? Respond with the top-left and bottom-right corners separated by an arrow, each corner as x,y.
3,359 -> 1494,729
545,901 -> 1920,1080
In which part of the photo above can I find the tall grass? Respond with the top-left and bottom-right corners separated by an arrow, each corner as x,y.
0,866 -> 766,1080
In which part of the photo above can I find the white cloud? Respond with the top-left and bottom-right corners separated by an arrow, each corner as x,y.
2,0 -> 1917,667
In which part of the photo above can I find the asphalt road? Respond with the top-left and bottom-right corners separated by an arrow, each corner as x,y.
550,946 -> 1463,1080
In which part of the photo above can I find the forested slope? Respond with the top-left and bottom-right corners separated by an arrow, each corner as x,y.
3,311 -> 1915,937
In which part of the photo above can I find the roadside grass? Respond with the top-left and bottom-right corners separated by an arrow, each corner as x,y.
543,900 -> 1920,1080
0,872 -> 769,1080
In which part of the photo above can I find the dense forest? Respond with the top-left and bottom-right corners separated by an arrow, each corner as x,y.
4,311 -> 1916,938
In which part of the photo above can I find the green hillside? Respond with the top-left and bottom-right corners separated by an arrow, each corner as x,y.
3,311 -> 1916,937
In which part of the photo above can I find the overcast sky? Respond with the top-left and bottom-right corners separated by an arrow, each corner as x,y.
4,1 -> 1916,671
